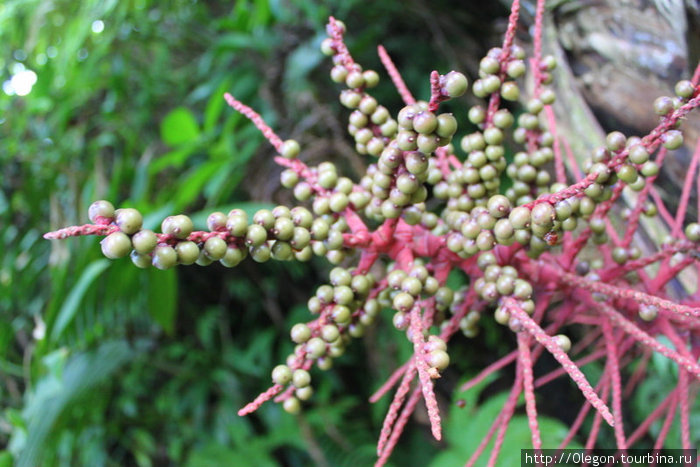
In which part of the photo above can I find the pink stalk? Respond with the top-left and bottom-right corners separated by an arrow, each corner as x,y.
238,384 -> 284,416
650,187 -> 676,226
584,381 -> 610,454
535,348 -> 607,388
459,350 -> 518,392
377,45 -> 416,105
44,223 -> 118,240
652,393 -> 678,454
672,139 -> 700,236
465,408 -> 507,467
375,387 -> 422,467
518,333 -> 542,450
376,364 -> 415,455
531,0 -> 546,93
602,318 -> 627,452
369,361 -> 410,403
546,107 -> 566,184
408,305 -> 442,440
626,389 -> 676,446
557,376 -> 607,450
505,298 -> 615,426
487,361 -> 523,467
678,369 -> 691,450
623,348 -> 651,398
597,303 -> 700,379
560,270 -> 700,318
224,93 -> 283,152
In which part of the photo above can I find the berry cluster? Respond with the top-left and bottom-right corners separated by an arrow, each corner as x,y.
46,2 -> 700,465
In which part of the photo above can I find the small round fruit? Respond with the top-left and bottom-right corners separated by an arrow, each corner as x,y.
152,245 -> 178,270
131,229 -> 158,254
271,364 -> 293,385
175,241 -> 200,265
162,215 -> 193,239
204,236 -> 227,260
101,232 -> 131,259
115,208 -> 143,234
88,200 -> 115,223
443,71 -> 468,97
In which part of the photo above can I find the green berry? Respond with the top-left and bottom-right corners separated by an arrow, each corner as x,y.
662,130 -> 683,150
500,81 -> 519,101
115,208 -> 143,235
272,364 -> 292,385
674,80 -> 695,98
130,251 -> 151,269
101,232 -> 131,259
220,246 -> 246,267
292,369 -> 311,388
246,224 -> 268,247
291,323 -> 312,343
204,236 -> 227,260
88,200 -> 115,223
412,111 -> 438,134
175,241 -> 200,265
152,245 -> 178,270
132,229 -> 158,254
653,96 -> 674,116
207,212 -> 227,231
162,214 -> 193,239
443,71 -> 468,97
281,139 -> 300,159
685,223 -> 700,241
283,397 -> 301,414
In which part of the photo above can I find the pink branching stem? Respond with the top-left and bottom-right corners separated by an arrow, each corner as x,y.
238,384 -> 284,416
621,167 -> 662,248
560,270 -> 700,318
375,387 -> 422,467
596,303 -> 700,380
44,223 -> 118,239
376,364 -> 415,456
678,369 -> 691,450
427,70 -> 449,113
459,350 -> 518,392
518,333 -> 542,450
531,0 -> 546,95
546,107 -> 566,184
487,361 -> 523,467
602,318 -> 627,452
408,305 -> 442,440
650,187 -> 676,226
563,139 -> 583,180
465,408 -> 508,467
658,319 -> 694,450
693,62 -> 700,85
224,93 -> 283,152
584,381 -> 610,453
626,389 -> 676,446
535,348 -> 606,388
673,139 -> 700,236
651,398 -> 678,457
505,298 -> 615,426
369,361 -> 410,403
603,240 -> 695,280
557,374 -> 608,450
484,0 -> 520,123
377,45 -> 415,105
623,348 -> 651,398
327,17 -> 354,69
528,97 -> 700,210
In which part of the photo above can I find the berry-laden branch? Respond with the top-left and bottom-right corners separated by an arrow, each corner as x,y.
45,1 -> 700,464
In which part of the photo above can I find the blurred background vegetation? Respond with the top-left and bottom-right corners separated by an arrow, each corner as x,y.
1,1 -> 695,466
